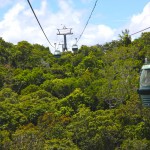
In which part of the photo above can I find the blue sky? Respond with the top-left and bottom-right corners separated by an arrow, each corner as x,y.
0,0 -> 150,52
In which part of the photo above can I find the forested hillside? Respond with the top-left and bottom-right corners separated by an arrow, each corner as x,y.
0,32 -> 150,150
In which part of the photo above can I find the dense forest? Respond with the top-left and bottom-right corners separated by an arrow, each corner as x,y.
0,31 -> 150,150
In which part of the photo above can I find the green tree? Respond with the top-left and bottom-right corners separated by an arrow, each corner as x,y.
119,29 -> 131,46
8,123 -> 44,150
119,139 -> 150,150
41,78 -> 76,98
44,138 -> 79,150
58,88 -> 92,112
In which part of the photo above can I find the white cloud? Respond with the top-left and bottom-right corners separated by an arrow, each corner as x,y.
0,3 -> 24,41
4,3 -> 24,20
129,2 -> 150,37
77,2 -> 150,47
77,25 -> 115,47
0,1 -> 53,47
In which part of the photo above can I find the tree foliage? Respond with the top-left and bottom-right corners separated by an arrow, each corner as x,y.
0,32 -> 150,149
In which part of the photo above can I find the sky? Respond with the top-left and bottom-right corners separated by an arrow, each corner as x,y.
0,0 -> 150,53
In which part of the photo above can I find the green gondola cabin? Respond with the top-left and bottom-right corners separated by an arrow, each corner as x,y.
137,64 -> 150,107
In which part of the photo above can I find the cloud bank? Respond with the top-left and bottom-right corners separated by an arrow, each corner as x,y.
0,0 -> 150,53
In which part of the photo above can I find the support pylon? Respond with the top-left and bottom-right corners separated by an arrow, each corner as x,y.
57,26 -> 73,51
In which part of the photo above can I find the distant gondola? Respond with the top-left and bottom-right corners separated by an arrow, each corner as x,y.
72,38 -> 78,53
137,63 -> 150,107
72,44 -> 78,53
54,49 -> 61,58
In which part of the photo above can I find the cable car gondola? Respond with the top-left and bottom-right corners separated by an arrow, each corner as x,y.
72,44 -> 78,53
54,49 -> 61,58
137,63 -> 150,107
72,38 -> 78,53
